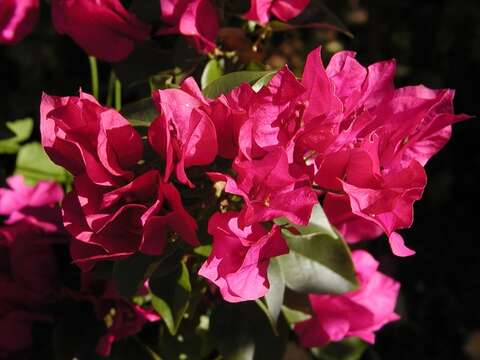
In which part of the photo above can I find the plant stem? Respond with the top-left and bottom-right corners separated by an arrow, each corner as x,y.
88,56 -> 99,99
114,76 -> 122,111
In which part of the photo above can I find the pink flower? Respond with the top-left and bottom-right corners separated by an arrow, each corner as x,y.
236,67 -> 306,160
41,91 -> 143,187
0,226 -> 59,355
209,83 -> 256,159
148,77 -> 218,187
209,147 -> 317,228
294,47 -> 469,255
64,171 -> 199,271
0,175 -> 63,233
0,312 -> 48,356
74,274 -> 159,356
198,211 -> 288,302
294,250 -> 400,347
51,0 -> 150,62
322,193 -> 383,244
159,0 -> 219,53
0,0 -> 38,44
245,0 -> 310,25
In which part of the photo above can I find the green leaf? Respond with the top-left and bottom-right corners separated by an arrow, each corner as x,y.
275,204 -> 336,238
278,229 -> 358,294
121,97 -> 158,128
201,58 -> 224,90
301,204 -> 337,238
203,71 -> 272,99
15,142 -> 71,184
0,118 -> 33,154
251,71 -> 277,92
281,305 -> 311,325
311,338 -> 367,360
211,302 -> 289,360
193,245 -> 212,257
112,253 -> 158,298
264,258 -> 285,327
150,262 -> 192,335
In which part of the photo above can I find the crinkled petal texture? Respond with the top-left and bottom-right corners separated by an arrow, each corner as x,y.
41,91 -> 143,187
295,250 -> 400,347
208,148 -> 318,228
0,0 -> 38,44
149,77 -> 218,187
64,171 -> 199,271
51,0 -> 150,62
0,176 -> 64,233
159,0 -> 219,53
198,211 -> 288,302
245,0 -> 310,25
294,47 -> 469,255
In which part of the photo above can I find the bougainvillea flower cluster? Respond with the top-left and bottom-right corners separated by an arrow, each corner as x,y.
0,177 -> 63,356
34,43 -> 467,356
50,0 -> 219,62
2,0 -> 471,355
294,250 -> 400,347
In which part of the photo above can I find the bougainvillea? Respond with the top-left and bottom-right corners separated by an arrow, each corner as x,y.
0,1 -> 471,358
0,0 -> 39,44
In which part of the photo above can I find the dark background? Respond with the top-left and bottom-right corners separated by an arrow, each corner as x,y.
1,1 -> 479,359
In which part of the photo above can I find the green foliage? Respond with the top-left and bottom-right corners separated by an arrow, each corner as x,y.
193,245 -> 212,257
251,71 -> 277,92
211,301 -> 289,360
150,262 -> 192,336
274,204 -> 358,295
312,338 -> 368,360
202,71 -> 273,99
264,258 -> 285,327
201,58 -> 224,90
15,142 -> 71,184
0,118 -> 33,154
121,97 -> 158,128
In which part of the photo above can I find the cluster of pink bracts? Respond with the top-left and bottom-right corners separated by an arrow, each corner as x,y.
0,177 -> 159,357
1,0 -> 470,356
1,0 -> 308,60
30,46 -> 466,351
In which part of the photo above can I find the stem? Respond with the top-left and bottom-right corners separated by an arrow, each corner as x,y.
114,76 -> 122,111
88,56 -> 99,99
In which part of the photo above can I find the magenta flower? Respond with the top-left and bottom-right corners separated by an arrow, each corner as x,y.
159,0 -> 219,53
64,171 -> 199,271
295,48 -> 469,255
71,274 -> 159,356
245,0 -> 310,25
209,147 -> 317,228
0,0 -> 38,44
198,211 -> 288,302
148,77 -> 218,187
41,91 -> 143,187
51,0 -> 150,62
294,250 -> 400,347
0,175 -> 63,233
0,183 -> 63,356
